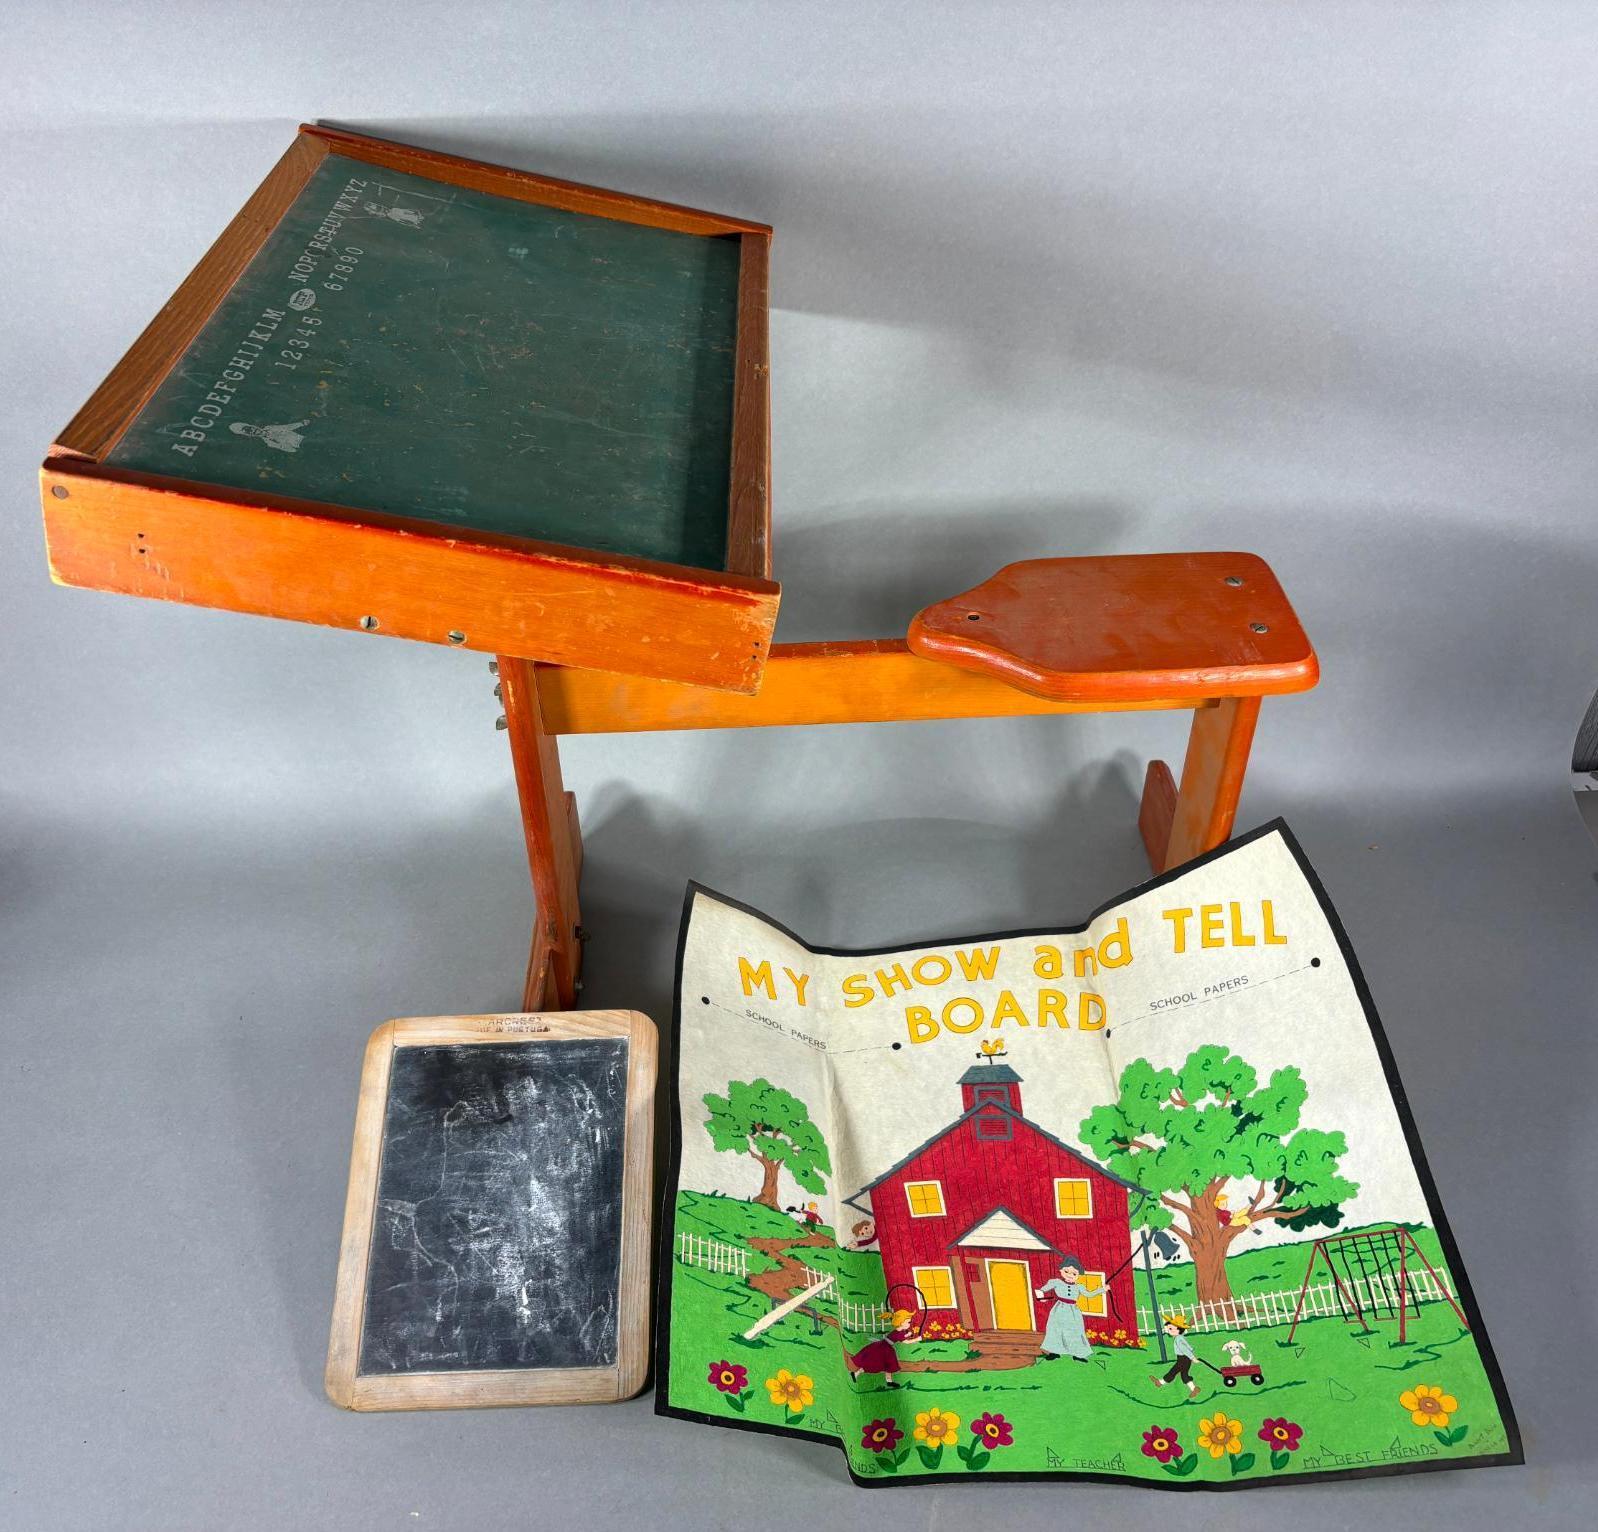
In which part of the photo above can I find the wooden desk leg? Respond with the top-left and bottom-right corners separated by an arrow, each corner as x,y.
497,656 -> 583,1010
1138,697 -> 1261,873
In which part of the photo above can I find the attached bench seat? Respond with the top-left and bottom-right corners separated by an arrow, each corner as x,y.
906,553 -> 1317,704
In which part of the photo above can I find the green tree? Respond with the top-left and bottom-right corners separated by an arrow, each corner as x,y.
1079,1044 -> 1358,1307
703,1078 -> 831,1210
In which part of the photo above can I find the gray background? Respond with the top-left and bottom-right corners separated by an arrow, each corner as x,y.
3,2 -> 1595,1527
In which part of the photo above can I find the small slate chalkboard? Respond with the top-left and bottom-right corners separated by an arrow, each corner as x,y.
326,1011 -> 656,1410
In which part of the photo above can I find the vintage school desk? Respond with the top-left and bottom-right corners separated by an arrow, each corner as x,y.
41,126 -> 1320,1016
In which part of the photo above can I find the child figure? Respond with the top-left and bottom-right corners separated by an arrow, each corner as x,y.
844,1308 -> 916,1389
229,419 -> 308,454
1215,1193 -> 1253,1231
1150,1313 -> 1201,1399
361,200 -> 427,228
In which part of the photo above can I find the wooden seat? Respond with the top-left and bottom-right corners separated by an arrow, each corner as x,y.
906,552 -> 1317,704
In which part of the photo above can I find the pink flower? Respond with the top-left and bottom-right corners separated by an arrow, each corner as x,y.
707,1360 -> 747,1394
972,1411 -> 1015,1448
1259,1417 -> 1303,1453
861,1417 -> 904,1453
1141,1426 -> 1183,1463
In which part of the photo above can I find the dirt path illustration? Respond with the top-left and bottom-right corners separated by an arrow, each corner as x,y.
748,1232 -> 840,1324
745,1232 -> 1042,1372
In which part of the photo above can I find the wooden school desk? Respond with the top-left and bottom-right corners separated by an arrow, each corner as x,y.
41,126 -> 1320,1014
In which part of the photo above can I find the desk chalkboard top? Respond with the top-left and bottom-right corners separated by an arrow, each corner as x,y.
44,127 -> 778,694
327,1010 -> 657,1410
108,154 -> 739,570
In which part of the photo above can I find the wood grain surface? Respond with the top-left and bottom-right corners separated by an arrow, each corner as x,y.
725,232 -> 773,579
304,124 -> 771,237
498,657 -> 584,1009
537,639 -> 1221,735
907,553 -> 1318,702
42,462 -> 779,692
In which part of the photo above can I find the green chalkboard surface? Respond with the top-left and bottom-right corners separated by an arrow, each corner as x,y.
108,154 -> 741,570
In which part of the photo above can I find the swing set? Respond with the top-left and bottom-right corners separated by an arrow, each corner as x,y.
1286,1226 -> 1469,1344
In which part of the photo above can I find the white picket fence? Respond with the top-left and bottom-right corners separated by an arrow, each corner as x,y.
1139,1267 -> 1457,1336
794,1260 -> 836,1299
675,1235 -> 894,1333
679,1230 -> 1457,1341
675,1232 -> 749,1277
839,1299 -> 894,1334
796,1261 -> 898,1333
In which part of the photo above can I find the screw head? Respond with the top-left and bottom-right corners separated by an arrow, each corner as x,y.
1224,575 -> 1244,587
359,615 -> 379,631
1250,622 -> 1269,634
446,630 -> 466,645
51,484 -> 69,499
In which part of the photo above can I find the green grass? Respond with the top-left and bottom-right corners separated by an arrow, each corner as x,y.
673,1189 -> 888,1308
666,1192 -> 1512,1483
674,1188 -> 798,1273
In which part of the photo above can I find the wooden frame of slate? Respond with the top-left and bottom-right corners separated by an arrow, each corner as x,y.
326,1010 -> 657,1410
41,125 -> 779,693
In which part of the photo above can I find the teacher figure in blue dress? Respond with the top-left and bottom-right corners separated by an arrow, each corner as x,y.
1035,1255 -> 1102,1362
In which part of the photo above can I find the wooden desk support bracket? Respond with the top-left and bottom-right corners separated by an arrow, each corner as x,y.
1137,697 -> 1262,873
498,555 -> 1316,1009
497,655 -> 585,1011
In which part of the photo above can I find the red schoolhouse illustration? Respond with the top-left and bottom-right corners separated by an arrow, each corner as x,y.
846,1052 -> 1140,1345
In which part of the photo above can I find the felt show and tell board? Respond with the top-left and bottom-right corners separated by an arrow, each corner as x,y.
657,824 -> 1520,1488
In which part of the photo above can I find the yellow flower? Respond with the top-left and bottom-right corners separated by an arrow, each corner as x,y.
1399,1384 -> 1458,1429
763,1369 -> 815,1412
1197,1412 -> 1244,1458
913,1406 -> 960,1445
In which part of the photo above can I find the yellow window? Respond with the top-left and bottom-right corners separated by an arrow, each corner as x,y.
1054,1178 -> 1093,1219
1078,1269 -> 1108,1316
912,1265 -> 956,1309
905,1180 -> 945,1217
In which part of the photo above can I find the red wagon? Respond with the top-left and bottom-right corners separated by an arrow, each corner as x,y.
1220,1363 -> 1265,1387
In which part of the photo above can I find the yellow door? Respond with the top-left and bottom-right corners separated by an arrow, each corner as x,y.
987,1260 -> 1034,1330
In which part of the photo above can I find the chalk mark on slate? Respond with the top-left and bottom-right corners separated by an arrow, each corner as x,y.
359,1039 -> 628,1375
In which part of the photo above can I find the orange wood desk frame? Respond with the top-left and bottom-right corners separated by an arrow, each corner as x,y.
504,553 -> 1318,1011
41,125 -> 780,695
37,128 -> 1317,1013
